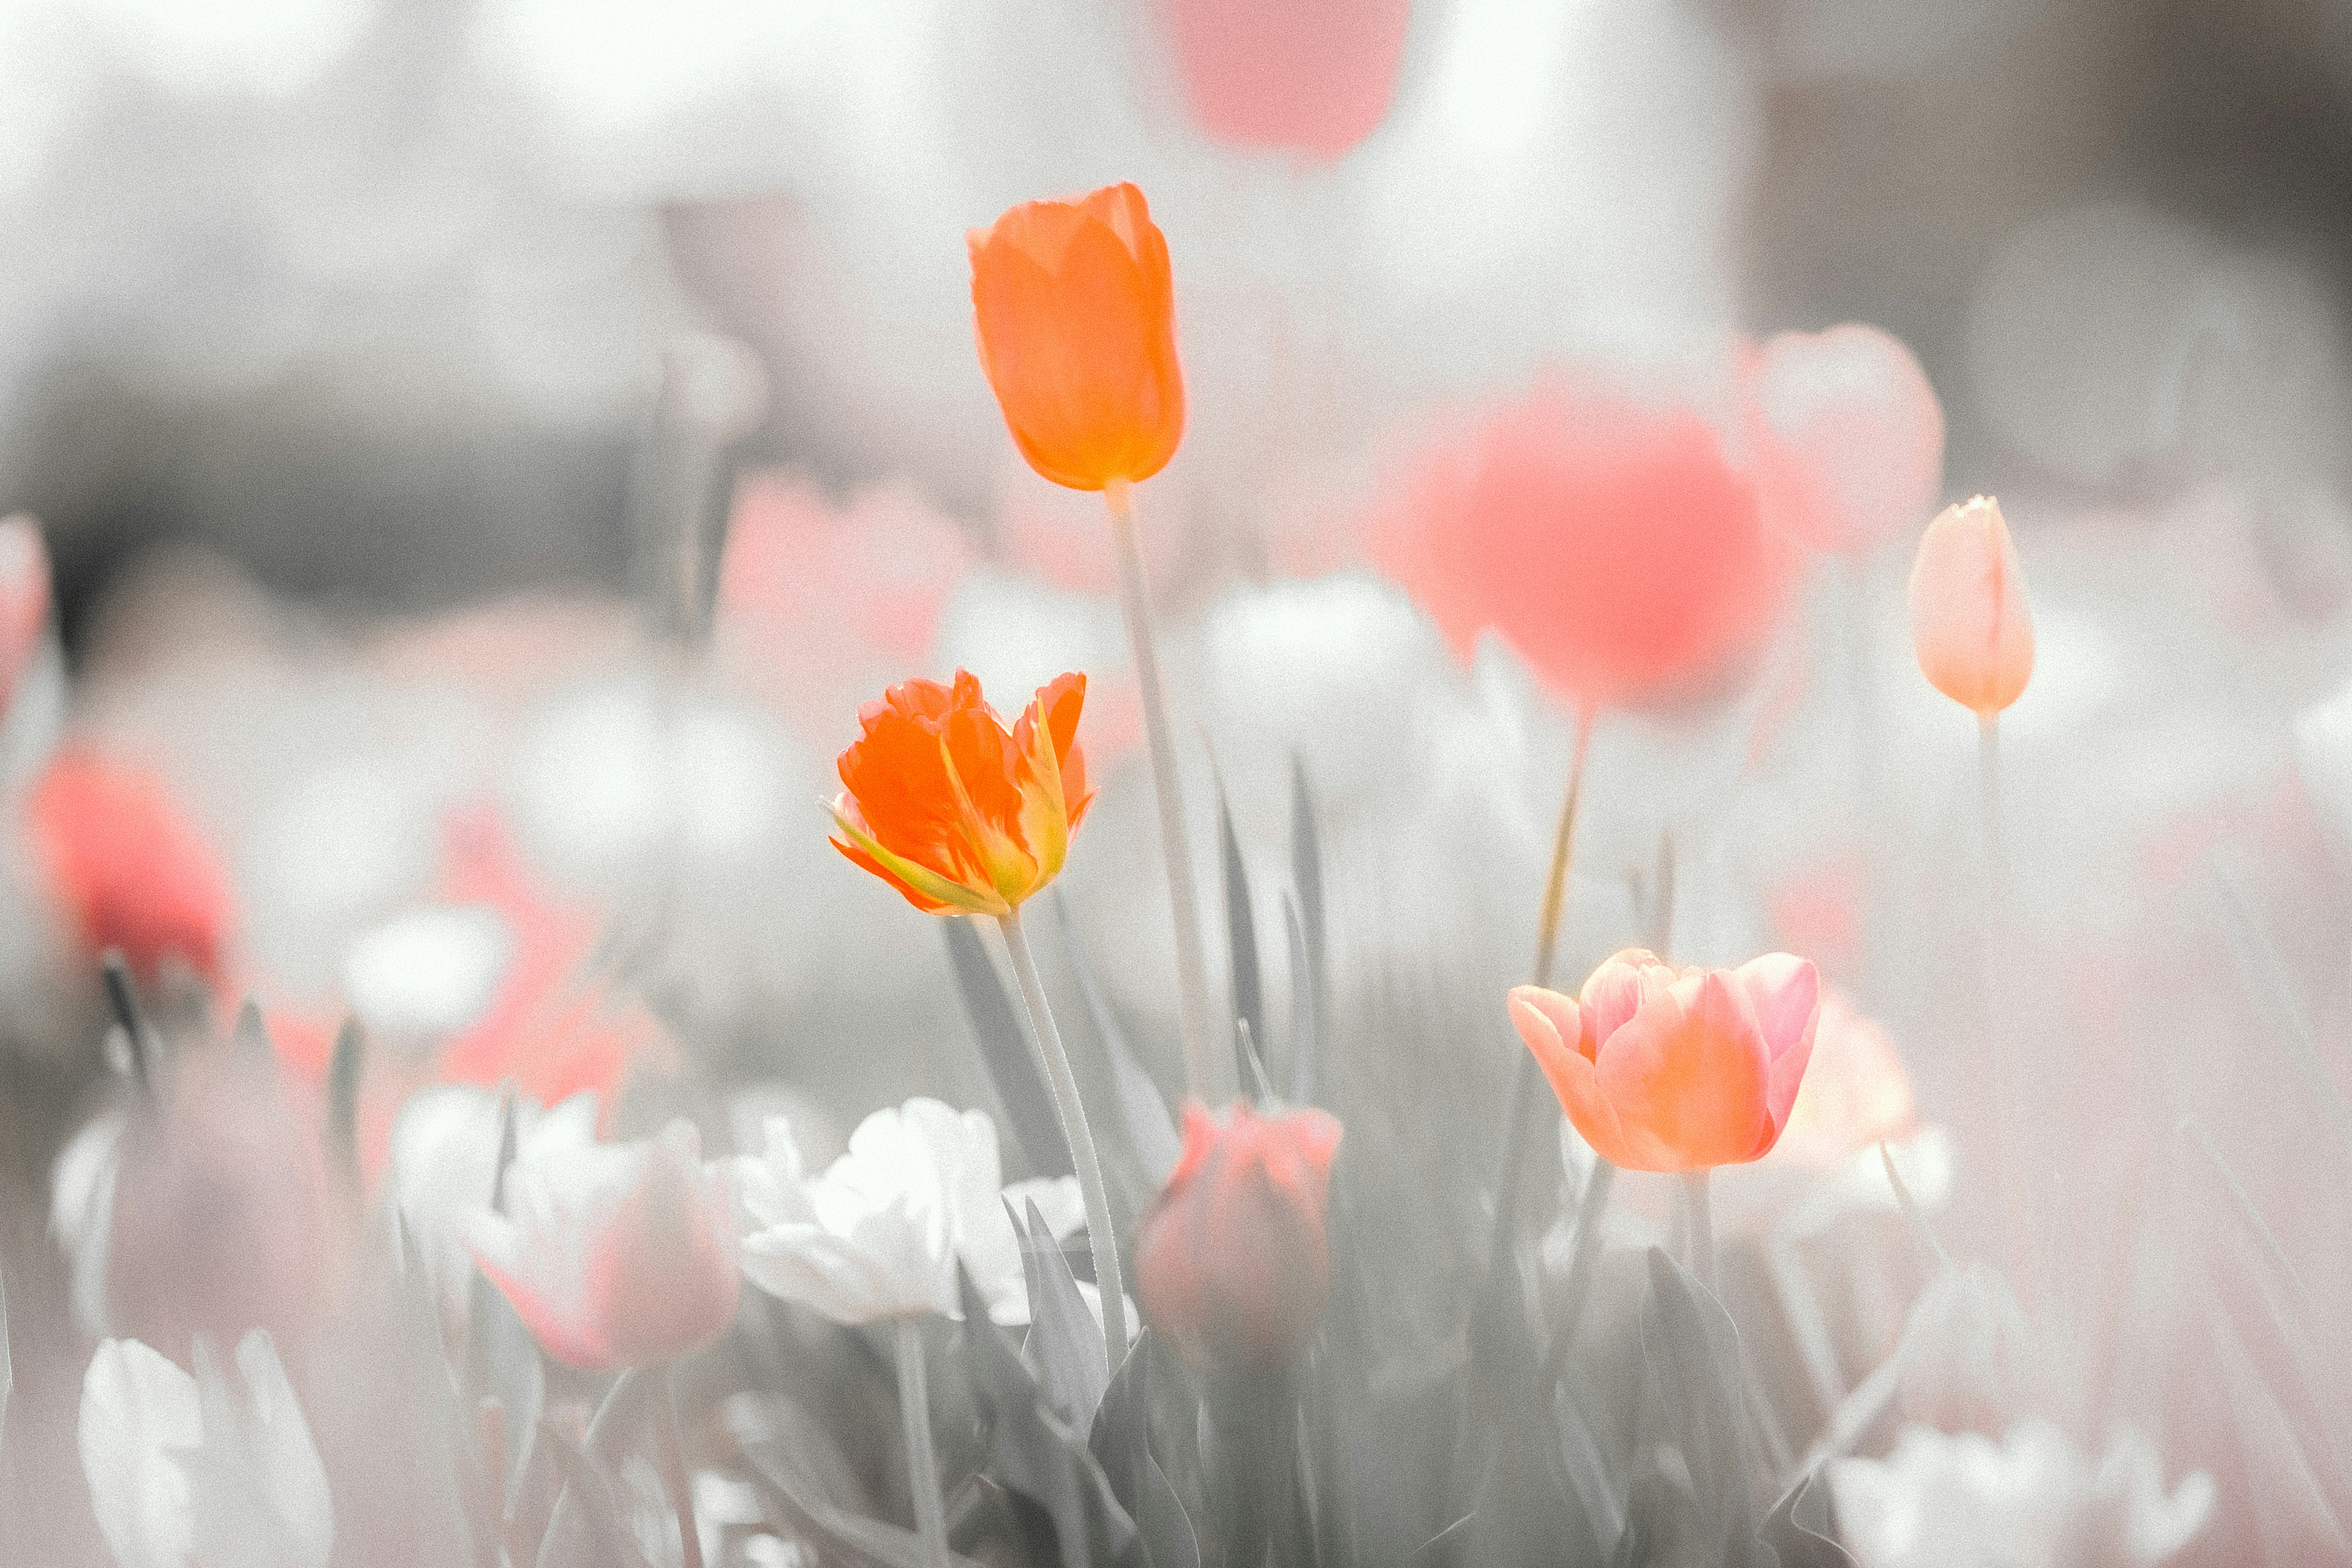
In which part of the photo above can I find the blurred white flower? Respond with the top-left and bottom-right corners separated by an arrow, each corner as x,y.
1832,1419 -> 2213,1568
1894,1262 -> 2040,1436
341,903 -> 513,1044
2294,673 -> 2352,855
736,1096 -> 1082,1325
466,1119 -> 742,1371
388,1085 -> 598,1319
79,1330 -> 333,1568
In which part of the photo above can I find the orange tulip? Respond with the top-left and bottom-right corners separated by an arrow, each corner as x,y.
830,669 -> 1094,917
1909,495 -> 2034,716
970,183 -> 1186,491
1507,948 -> 1820,1173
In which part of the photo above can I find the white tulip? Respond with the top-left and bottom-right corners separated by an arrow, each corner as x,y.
737,1097 -> 1082,1325
79,1332 -> 333,1568
386,1084 -> 598,1319
1832,1419 -> 2212,1568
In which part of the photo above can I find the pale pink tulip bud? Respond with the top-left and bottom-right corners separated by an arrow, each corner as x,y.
93,1048 -> 334,1365
1134,1100 -> 1343,1376
0,513 -> 48,714
469,1120 -> 740,1371
1747,325 -> 1945,556
1908,496 -> 2034,717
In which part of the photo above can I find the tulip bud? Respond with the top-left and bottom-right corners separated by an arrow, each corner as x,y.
0,512 -> 50,715
27,747 -> 236,987
1908,495 -> 2035,717
969,183 -> 1185,492
468,1119 -> 740,1371
1134,1100 -> 1342,1376
67,1046 -> 334,1365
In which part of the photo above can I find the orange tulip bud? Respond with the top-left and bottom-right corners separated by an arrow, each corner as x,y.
970,183 -> 1186,492
829,669 -> 1095,917
1908,495 -> 2034,717
1135,1099 -> 1343,1376
1508,949 -> 1820,1174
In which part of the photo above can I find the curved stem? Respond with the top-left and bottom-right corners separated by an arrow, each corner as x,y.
896,1319 -> 952,1568
1536,1159 -> 1617,1389
1105,479 -> 1218,1101
1980,713 -> 2031,1303
653,1366 -> 706,1568
998,908 -> 1129,1375
1682,1170 -> 1716,1294
1490,708 -> 1600,1270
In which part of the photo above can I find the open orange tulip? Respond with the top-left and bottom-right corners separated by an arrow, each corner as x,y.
830,669 -> 1094,917
970,183 -> 1185,491
1909,494 -> 2034,716
1507,949 -> 1820,1173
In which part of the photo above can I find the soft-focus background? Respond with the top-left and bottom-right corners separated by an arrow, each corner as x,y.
5,0 -> 2352,1562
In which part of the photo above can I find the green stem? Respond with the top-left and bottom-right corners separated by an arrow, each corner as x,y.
1980,712 -> 2032,1303
1490,709 -> 1598,1272
1105,478 -> 1218,1101
896,1319 -> 952,1568
654,1366 -> 705,1568
998,908 -> 1129,1375
1683,1170 -> 1716,1294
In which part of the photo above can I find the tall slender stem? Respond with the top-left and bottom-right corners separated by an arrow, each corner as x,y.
998,908 -> 1128,1373
654,1366 -> 706,1568
1682,1171 -> 1716,1294
1104,478 -> 1218,1101
1537,1159 -> 1617,1388
1490,707 -> 1600,1268
896,1319 -> 952,1568
1979,714 -> 2030,1303
1531,705 -> 1599,991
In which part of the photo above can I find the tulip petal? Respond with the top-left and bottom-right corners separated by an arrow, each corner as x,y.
1735,952 -> 1821,1131
828,799 -> 1009,917
1509,987 -> 1640,1169
1591,971 -> 1776,1170
1578,949 -> 1669,1055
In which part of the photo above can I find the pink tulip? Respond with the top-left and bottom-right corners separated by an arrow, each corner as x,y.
1909,495 -> 2034,717
1372,374 -> 1792,712
1746,325 -> 1945,556
1134,1100 -> 1343,1375
469,1120 -> 741,1371
1508,949 -> 1820,1173
1153,0 -> 1412,160
0,513 -> 48,714
89,1047 -> 334,1365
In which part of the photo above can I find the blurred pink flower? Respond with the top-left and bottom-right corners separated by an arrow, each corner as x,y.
271,804 -> 671,1177
25,746 -> 236,989
1134,1099 -> 1344,1374
1744,325 -> 1945,556
1909,495 -> 2035,717
56,1046 -> 335,1366
717,469 -> 974,733
468,1119 -> 740,1371
1371,375 -> 1792,713
1153,0 -> 1412,159
0,512 -> 50,714
1510,948 -> 1820,1172
1770,989 -> 1917,1169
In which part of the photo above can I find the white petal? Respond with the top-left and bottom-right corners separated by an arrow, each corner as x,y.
80,1338 -> 198,1568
